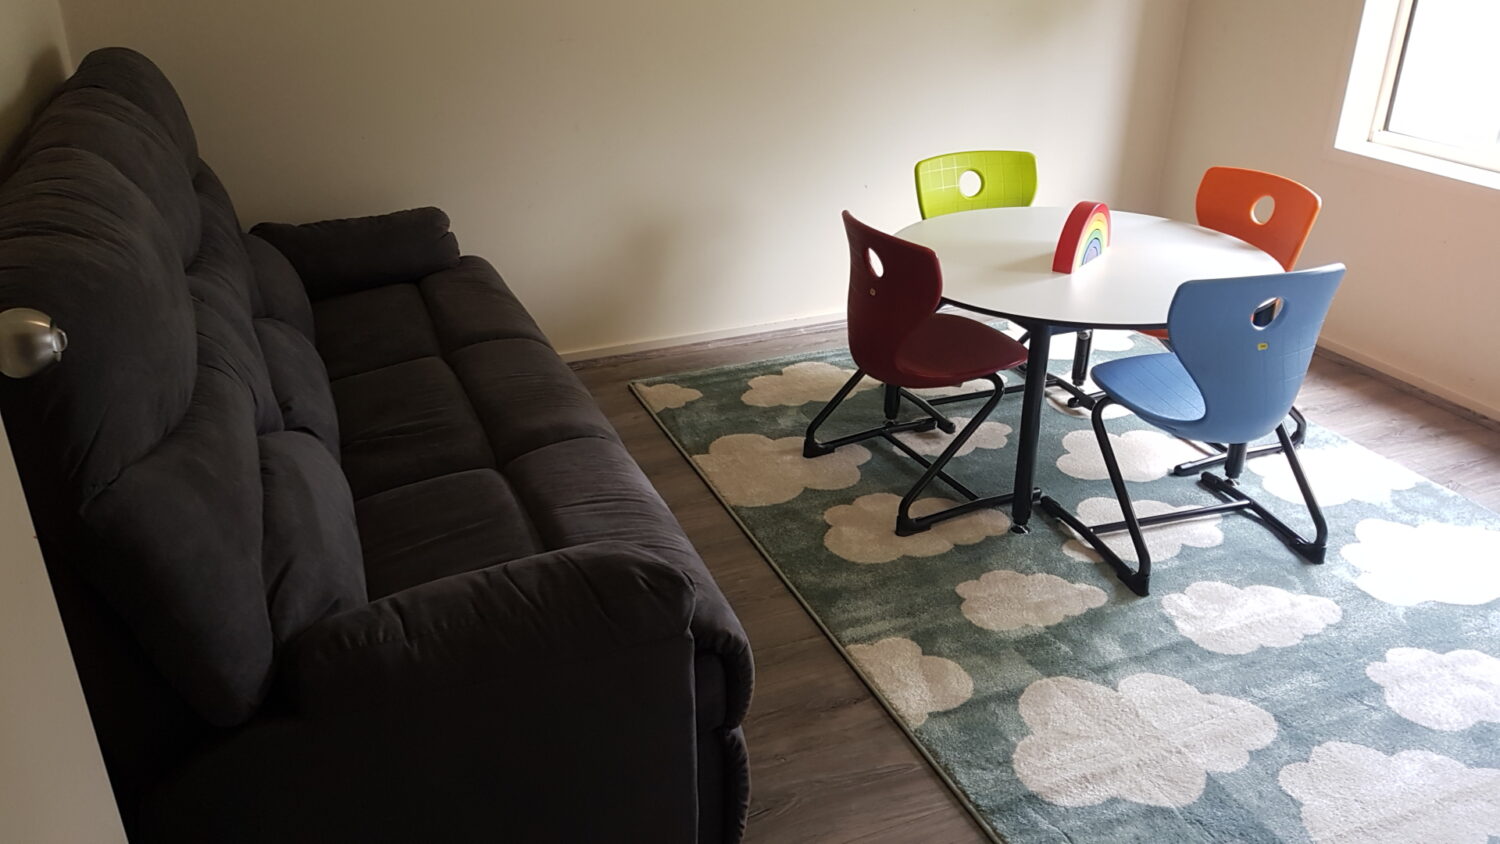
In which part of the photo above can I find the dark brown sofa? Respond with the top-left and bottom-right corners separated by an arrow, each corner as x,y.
0,47 -> 750,843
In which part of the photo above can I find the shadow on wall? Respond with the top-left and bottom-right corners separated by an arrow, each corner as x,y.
549,210 -> 681,352
1112,1 -> 1191,213
1,46 -> 68,175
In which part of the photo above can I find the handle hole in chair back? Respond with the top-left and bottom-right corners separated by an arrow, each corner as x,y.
842,211 -> 943,384
957,169 -> 983,198
914,150 -> 1037,219
1196,166 -> 1321,270
1251,194 -> 1276,225
1167,265 -> 1345,446
1251,296 -> 1284,329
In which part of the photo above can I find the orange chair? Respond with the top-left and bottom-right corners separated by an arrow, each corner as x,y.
1144,167 -> 1323,475
1139,166 -> 1322,343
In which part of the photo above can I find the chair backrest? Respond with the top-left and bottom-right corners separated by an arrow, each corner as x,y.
914,150 -> 1037,219
1196,166 -> 1321,270
842,211 -> 943,383
1167,264 -> 1346,445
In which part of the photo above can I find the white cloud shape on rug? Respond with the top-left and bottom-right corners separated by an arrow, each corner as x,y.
693,434 -> 869,507
636,382 -> 702,411
1367,648 -> 1500,732
1161,581 -> 1341,655
1013,673 -> 1276,808
1061,497 -> 1223,564
1279,741 -> 1500,844
1056,429 -> 1206,482
1248,443 -> 1420,507
1340,519 -> 1500,606
823,492 -> 1009,564
740,361 -> 876,407
892,416 -> 1012,457
910,378 -> 991,399
956,570 -> 1107,631
846,637 -> 973,727
1001,326 -> 1139,361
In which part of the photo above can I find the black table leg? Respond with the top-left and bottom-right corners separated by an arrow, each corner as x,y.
1010,321 -> 1050,533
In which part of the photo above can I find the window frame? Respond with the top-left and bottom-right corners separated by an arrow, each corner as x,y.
1336,0 -> 1500,190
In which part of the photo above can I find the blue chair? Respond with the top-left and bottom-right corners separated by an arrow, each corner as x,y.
1046,264 -> 1346,596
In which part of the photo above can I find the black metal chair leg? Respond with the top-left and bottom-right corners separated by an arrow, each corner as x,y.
1287,406 -> 1309,446
883,384 -> 901,421
896,374 -> 1010,536
1275,422 -> 1328,558
1071,330 -> 1093,387
1049,417 -> 1325,595
1088,399 -> 1153,593
898,389 -> 958,434
803,370 -> 945,458
803,370 -> 869,457
1171,405 -> 1309,476
1199,424 -> 1328,563
1036,398 -> 1154,595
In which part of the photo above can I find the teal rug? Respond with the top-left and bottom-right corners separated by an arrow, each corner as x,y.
632,328 -> 1500,844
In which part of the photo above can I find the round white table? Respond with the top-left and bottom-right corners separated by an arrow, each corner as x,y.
894,206 -> 1283,531
896,206 -> 1282,329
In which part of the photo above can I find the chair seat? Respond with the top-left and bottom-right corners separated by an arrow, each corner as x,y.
895,313 -> 1029,387
1140,327 -> 1171,341
1092,352 -> 1205,433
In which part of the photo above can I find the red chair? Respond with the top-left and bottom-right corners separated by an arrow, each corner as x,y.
803,212 -> 1029,535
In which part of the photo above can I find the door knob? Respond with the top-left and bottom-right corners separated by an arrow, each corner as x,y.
0,309 -> 66,378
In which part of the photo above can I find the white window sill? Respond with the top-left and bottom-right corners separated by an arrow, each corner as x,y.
1334,137 -> 1500,192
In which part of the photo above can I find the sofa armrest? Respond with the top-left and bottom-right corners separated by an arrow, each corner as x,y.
285,540 -> 694,717
142,543 -> 704,842
250,207 -> 461,300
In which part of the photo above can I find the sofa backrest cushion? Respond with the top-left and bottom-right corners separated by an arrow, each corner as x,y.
0,48 -> 365,727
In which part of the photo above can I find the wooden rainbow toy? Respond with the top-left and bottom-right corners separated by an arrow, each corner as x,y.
1052,201 -> 1111,273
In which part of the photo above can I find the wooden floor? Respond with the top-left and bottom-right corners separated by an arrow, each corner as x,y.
571,324 -> 1500,844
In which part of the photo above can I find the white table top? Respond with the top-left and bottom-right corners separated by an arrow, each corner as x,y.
895,206 -> 1283,328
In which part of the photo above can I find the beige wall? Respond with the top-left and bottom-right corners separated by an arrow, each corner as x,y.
1159,0 -> 1500,419
0,0 -> 69,154
1,3 -> 126,841
60,0 -> 1190,356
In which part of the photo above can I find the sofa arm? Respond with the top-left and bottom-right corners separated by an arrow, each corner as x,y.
285,540 -> 694,717
142,543 -> 704,842
250,207 -> 461,300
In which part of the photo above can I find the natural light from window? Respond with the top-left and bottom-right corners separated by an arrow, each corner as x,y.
1337,0 -> 1500,189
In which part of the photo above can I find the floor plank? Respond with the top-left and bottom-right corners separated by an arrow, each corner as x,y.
572,323 -> 1500,843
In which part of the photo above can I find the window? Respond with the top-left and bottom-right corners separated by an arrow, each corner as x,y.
1336,0 -> 1500,189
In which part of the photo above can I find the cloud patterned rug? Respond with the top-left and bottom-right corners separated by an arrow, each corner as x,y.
632,328 -> 1500,844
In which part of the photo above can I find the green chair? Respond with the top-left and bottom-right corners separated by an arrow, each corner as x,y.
914,150 -> 1095,407
914,150 -> 1037,219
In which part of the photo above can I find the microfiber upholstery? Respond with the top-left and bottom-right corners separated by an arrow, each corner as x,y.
0,48 -> 366,728
0,47 -> 752,844
252,207 -> 460,300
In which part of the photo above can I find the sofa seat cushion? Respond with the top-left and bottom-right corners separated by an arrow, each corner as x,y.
451,339 -> 619,465
316,262 -> 752,733
314,284 -> 441,380
331,357 -> 494,498
357,469 -> 542,599
421,257 -> 550,352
